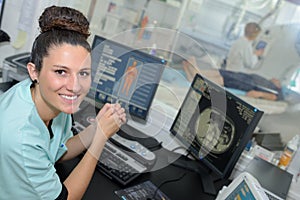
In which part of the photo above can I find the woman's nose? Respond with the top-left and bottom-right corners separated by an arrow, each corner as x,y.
66,74 -> 81,92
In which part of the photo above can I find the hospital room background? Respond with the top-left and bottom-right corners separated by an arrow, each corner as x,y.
0,0 -> 300,144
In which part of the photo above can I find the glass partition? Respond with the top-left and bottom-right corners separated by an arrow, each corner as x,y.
83,0 -> 300,142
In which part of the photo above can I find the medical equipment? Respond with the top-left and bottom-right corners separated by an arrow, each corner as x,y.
216,172 -> 269,200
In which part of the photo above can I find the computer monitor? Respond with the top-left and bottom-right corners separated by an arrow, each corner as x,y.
170,73 -> 263,181
89,35 -> 166,123
0,0 -> 5,28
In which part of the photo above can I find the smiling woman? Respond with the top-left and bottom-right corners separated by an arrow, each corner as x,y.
28,44 -> 92,116
0,5 -> 126,200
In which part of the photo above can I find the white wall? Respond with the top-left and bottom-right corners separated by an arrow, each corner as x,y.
0,0 -> 26,66
0,0 -> 92,70
0,0 -> 54,67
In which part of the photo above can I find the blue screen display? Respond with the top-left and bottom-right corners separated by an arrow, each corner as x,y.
89,35 -> 166,122
225,180 -> 256,200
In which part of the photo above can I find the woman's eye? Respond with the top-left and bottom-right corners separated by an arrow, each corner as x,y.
55,70 -> 66,75
79,71 -> 90,77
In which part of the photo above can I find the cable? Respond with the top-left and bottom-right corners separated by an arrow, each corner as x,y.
184,149 -> 197,160
170,145 -> 187,153
149,173 -> 187,200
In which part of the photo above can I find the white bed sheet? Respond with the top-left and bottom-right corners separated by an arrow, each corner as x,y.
236,95 -> 288,114
225,87 -> 289,114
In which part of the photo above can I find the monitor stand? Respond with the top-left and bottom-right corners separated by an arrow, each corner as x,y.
168,155 -> 217,195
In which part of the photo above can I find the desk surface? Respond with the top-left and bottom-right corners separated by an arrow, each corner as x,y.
56,148 -> 229,200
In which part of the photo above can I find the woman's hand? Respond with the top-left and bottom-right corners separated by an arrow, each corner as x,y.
95,103 -> 126,139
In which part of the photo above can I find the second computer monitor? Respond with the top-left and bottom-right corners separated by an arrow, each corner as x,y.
89,35 -> 166,123
170,73 -> 264,179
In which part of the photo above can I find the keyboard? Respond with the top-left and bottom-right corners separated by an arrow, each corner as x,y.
97,141 -> 147,185
73,122 -> 148,186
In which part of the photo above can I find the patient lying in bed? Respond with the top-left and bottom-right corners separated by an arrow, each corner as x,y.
199,69 -> 282,101
182,58 -> 299,102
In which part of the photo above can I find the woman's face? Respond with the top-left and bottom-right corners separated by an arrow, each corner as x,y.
36,44 -> 91,114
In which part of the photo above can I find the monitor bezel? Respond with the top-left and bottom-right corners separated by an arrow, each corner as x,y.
90,35 -> 167,124
170,73 -> 264,179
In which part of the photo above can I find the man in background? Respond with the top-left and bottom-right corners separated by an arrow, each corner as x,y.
226,22 -> 265,72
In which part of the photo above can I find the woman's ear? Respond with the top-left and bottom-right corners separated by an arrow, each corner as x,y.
27,62 -> 39,82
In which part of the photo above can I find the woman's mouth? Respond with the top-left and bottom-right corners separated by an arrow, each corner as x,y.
60,94 -> 79,101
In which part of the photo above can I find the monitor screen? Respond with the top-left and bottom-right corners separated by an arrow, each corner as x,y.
224,180 -> 256,200
170,73 -> 263,178
255,41 -> 267,50
89,35 -> 167,123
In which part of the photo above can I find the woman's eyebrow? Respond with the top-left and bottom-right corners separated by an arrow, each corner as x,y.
53,64 -> 68,69
52,65 -> 91,70
80,67 -> 91,70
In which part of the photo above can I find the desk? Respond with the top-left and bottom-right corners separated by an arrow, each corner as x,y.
56,148 -> 230,200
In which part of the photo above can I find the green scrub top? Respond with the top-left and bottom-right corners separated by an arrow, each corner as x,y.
0,78 -> 73,199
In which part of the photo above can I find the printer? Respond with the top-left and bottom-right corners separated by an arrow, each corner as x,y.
0,52 -> 30,93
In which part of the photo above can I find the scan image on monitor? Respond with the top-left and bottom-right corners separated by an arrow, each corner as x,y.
195,107 -> 235,154
170,73 -> 264,179
89,35 -> 167,123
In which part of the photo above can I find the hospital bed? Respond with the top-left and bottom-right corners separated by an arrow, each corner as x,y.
226,88 -> 289,115
159,67 -> 292,115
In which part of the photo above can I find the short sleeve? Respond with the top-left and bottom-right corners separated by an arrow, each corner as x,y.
22,131 -> 62,199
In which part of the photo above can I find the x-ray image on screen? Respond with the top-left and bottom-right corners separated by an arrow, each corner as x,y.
194,108 -> 235,154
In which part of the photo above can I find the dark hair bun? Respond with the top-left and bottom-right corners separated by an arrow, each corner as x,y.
39,5 -> 90,39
